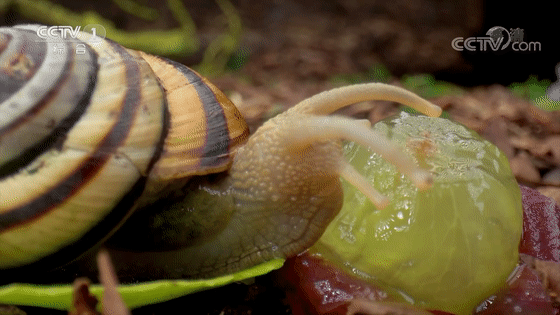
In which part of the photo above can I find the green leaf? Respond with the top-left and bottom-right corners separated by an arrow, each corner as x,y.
0,259 -> 284,311
533,94 -> 560,111
509,75 -> 560,111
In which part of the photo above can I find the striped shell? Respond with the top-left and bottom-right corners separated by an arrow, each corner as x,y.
0,25 -> 249,271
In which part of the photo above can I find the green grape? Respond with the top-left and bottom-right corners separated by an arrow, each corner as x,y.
311,112 -> 523,315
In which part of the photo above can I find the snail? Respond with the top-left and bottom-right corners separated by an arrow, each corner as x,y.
0,24 -> 442,282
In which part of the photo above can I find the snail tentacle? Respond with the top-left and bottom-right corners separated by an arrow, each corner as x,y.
277,115 -> 434,191
288,83 -> 442,117
338,160 -> 389,209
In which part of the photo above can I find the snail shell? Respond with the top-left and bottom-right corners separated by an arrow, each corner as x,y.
0,24 -> 442,282
0,25 -> 247,274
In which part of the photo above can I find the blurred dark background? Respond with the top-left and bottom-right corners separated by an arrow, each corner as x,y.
1,0 -> 558,87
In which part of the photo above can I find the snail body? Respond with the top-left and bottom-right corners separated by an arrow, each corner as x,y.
0,24 -> 442,282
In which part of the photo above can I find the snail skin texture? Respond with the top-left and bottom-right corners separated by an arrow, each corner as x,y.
0,25 -> 441,282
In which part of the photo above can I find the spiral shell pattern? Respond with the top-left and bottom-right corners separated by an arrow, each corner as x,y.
0,25 -> 249,271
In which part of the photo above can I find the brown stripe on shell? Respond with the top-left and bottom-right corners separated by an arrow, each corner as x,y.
185,69 -> 231,168
0,40 -> 74,176
0,39 -> 73,134
0,40 -> 98,178
204,81 -> 249,158
138,52 -> 249,180
0,27 -> 101,177
0,27 -> 166,271
0,173 -> 149,280
0,40 -> 142,232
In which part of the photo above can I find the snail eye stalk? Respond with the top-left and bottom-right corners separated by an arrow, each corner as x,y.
271,83 -> 441,209
277,115 -> 433,209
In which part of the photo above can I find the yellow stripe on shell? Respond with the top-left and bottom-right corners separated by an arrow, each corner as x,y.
139,52 -> 248,180
142,52 -> 209,178
66,36 -> 165,174
0,31 -> 166,268
0,151 -> 141,268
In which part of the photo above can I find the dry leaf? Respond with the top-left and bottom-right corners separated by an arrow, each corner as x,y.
520,254 -> 560,305
68,251 -> 130,315
542,168 -> 560,186
481,116 -> 514,159
537,186 -> 560,208
69,279 -> 99,315
535,136 -> 560,166
0,305 -> 26,315
510,151 -> 541,183
533,259 -> 560,304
